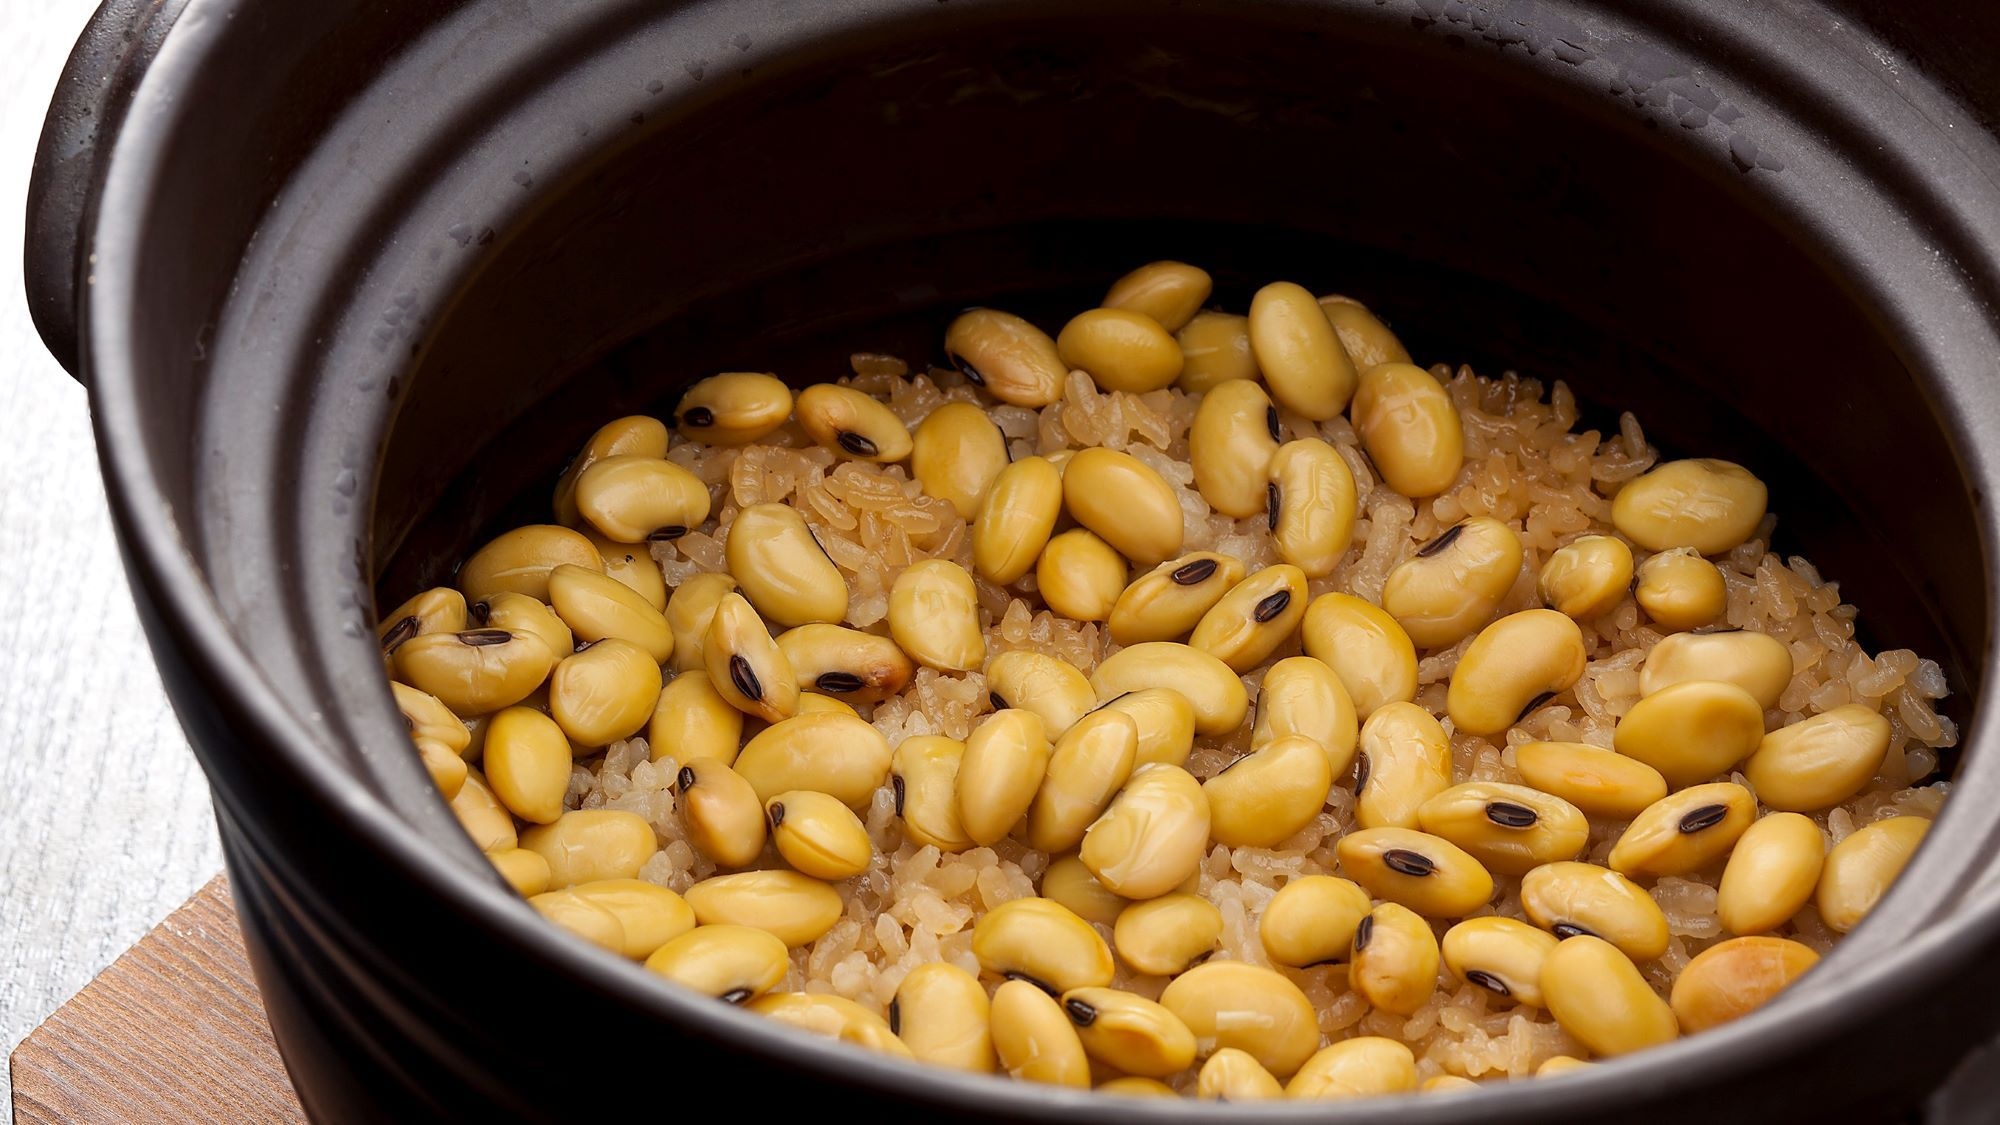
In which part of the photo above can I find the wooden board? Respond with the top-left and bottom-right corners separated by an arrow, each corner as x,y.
10,875 -> 305,1124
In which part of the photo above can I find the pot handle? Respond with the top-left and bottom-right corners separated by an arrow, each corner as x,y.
24,0 -> 188,381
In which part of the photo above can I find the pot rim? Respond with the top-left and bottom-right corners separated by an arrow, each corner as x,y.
73,0 -> 2000,1116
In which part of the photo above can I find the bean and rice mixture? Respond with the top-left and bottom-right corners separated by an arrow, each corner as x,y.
379,261 -> 1954,1099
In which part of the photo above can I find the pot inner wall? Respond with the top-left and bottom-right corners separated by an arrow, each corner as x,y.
372,8 -> 1984,700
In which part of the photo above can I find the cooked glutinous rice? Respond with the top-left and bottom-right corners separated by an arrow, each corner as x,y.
564,355 -> 1952,1085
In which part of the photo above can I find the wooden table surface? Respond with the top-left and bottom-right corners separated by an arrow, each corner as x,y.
10,878 -> 301,1124
0,4 -> 227,1121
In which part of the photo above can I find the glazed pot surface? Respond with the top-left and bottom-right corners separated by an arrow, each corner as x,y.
27,0 -> 2000,1120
